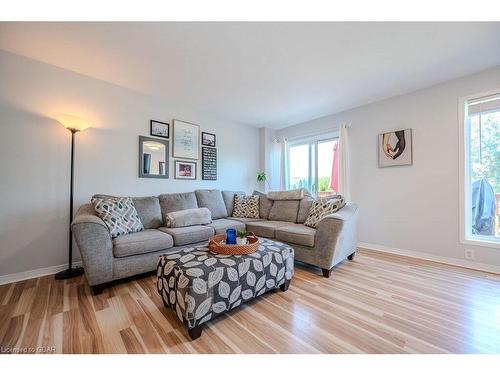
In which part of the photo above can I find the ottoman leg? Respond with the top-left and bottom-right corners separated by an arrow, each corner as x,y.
279,280 -> 290,292
347,252 -> 356,261
322,268 -> 332,278
188,324 -> 204,340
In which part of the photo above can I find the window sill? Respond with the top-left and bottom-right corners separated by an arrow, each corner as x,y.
461,237 -> 500,249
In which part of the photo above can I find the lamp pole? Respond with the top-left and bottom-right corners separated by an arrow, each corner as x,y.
55,128 -> 84,279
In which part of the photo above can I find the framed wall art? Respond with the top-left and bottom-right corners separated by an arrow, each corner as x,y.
174,160 -> 197,180
150,120 -> 170,139
202,146 -> 217,180
201,132 -> 216,147
173,119 -> 200,160
378,128 -> 413,167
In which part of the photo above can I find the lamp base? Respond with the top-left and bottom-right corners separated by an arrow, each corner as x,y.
54,266 -> 84,280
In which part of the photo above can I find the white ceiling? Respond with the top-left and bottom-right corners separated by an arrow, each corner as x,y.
1,22 -> 500,129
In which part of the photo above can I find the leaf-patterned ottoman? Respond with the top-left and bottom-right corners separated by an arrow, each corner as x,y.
156,238 -> 294,340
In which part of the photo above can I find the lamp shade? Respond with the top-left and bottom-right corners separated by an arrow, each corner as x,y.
55,114 -> 90,132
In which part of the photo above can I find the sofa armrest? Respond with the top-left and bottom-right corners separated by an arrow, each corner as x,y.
71,203 -> 114,285
314,202 -> 359,268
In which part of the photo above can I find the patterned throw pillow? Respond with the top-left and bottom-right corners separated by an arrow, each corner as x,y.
304,197 -> 346,228
91,196 -> 144,238
231,194 -> 260,219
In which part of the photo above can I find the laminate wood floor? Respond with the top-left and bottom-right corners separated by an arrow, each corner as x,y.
1,249 -> 500,354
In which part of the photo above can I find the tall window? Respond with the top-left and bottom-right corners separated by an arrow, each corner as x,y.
461,92 -> 500,247
287,136 -> 338,196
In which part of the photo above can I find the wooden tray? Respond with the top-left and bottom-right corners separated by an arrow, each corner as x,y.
208,232 -> 259,255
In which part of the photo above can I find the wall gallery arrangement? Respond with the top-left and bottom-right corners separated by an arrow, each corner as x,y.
144,118 -> 217,180
378,128 -> 413,167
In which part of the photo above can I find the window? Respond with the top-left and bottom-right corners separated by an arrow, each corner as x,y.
287,135 -> 338,196
460,92 -> 500,248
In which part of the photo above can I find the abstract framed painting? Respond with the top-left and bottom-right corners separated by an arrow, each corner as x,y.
378,128 -> 413,167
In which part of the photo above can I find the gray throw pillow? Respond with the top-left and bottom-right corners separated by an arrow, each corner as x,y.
91,196 -> 144,238
164,208 -> 212,228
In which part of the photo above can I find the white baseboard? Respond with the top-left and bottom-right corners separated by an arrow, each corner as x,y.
358,242 -> 500,275
0,261 -> 83,285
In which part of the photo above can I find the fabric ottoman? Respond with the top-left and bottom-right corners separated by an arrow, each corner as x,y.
156,238 -> 294,339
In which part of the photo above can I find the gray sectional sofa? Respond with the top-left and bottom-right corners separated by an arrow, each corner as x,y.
72,189 -> 359,294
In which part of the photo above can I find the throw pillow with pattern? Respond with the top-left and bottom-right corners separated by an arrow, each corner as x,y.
304,197 -> 346,228
91,196 -> 144,238
231,194 -> 260,219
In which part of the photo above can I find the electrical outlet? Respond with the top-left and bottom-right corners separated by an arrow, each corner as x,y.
464,249 -> 475,260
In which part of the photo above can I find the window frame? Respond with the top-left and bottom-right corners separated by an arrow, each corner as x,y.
286,131 -> 339,195
458,89 -> 500,249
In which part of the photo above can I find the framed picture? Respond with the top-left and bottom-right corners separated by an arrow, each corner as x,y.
201,132 -> 216,147
174,160 -> 197,180
150,120 -> 170,139
378,128 -> 413,167
173,119 -> 200,160
202,147 -> 217,180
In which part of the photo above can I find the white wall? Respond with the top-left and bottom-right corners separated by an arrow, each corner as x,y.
0,50 -> 260,277
276,66 -> 500,268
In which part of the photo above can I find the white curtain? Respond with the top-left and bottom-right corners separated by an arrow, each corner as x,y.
279,137 -> 289,190
338,124 -> 351,200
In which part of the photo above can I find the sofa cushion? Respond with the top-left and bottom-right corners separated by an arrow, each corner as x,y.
195,189 -> 227,219
232,194 -> 260,219
304,197 -> 346,228
267,189 -> 304,200
206,218 -> 246,235
113,229 -> 173,258
229,217 -> 264,223
159,192 -> 198,218
91,196 -> 144,238
222,191 -> 245,216
252,190 -> 274,219
165,208 -> 212,228
268,200 -> 300,223
297,195 -> 314,224
246,220 -> 290,238
275,224 -> 316,247
131,196 -> 163,229
158,225 -> 215,246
